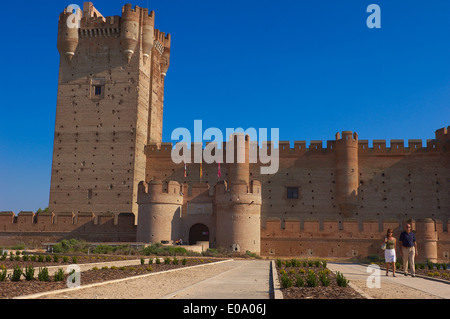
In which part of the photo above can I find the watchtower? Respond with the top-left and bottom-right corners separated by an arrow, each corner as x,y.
49,2 -> 171,220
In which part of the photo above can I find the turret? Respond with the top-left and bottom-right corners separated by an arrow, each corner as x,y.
335,131 -> 359,217
215,134 -> 261,254
136,180 -> 183,243
415,218 -> 438,263
228,133 -> 250,186
57,5 -> 81,63
141,9 -> 155,63
160,33 -> 171,76
120,4 -> 140,63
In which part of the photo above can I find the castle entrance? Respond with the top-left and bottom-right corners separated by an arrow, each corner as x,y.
189,223 -> 209,245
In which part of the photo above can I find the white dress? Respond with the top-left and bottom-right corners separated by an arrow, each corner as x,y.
384,244 -> 396,262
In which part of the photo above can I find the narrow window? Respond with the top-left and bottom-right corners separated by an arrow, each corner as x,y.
94,86 -> 102,96
287,187 -> 299,199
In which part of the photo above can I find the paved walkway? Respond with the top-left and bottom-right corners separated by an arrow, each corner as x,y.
327,263 -> 450,299
161,259 -> 271,299
20,259 -> 271,299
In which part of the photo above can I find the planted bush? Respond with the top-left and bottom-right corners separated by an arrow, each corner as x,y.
296,275 -> 304,287
276,259 -> 282,268
306,270 -> 317,287
281,274 -> 293,289
24,265 -> 35,281
11,265 -> 23,282
0,268 -> 7,282
38,267 -> 50,282
319,270 -> 330,287
54,268 -> 64,282
336,271 -> 349,287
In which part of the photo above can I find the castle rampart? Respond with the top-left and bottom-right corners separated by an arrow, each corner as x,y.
0,211 -> 136,246
261,218 -> 449,262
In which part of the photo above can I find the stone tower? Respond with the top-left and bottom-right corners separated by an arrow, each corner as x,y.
215,134 -> 262,253
335,131 -> 359,217
49,2 -> 170,220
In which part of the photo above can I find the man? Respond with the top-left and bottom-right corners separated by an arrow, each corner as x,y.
399,223 -> 418,277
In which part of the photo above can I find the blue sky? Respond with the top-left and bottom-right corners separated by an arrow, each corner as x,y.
0,0 -> 449,213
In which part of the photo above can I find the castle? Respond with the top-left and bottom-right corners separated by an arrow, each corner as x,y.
1,3 -> 449,262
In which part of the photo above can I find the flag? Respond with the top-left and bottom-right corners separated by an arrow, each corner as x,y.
184,161 -> 187,178
200,162 -> 203,179
217,161 -> 221,179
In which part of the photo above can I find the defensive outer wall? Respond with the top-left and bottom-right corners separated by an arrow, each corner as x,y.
2,128 -> 450,262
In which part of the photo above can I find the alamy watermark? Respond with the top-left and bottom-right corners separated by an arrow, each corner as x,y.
171,120 -> 280,175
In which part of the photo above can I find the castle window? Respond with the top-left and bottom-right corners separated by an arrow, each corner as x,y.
94,86 -> 102,96
90,78 -> 105,99
287,187 -> 299,199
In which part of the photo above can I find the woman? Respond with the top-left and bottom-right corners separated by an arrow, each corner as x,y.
383,229 -> 397,277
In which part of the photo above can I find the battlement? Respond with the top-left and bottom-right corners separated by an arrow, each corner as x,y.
147,127 -> 449,159
262,217 -> 449,237
0,211 -> 136,233
137,180 -> 183,205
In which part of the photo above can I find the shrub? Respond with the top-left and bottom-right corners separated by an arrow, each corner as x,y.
0,268 -> 7,282
63,256 -> 69,263
110,266 -> 117,270
336,271 -> 349,287
10,265 -> 23,282
38,267 -> 50,282
30,255 -> 37,262
435,263 -> 441,270
298,268 -> 306,274
148,258 -> 153,264
22,255 -> 29,262
53,255 -> 59,263
92,266 -> 99,271
0,252 -> 6,261
173,257 -> 179,265
319,270 -> 330,287
72,256 -> 78,264
289,269 -> 296,274
296,275 -> 304,287
395,262 -> 402,270
280,274 -> 293,289
279,269 -> 287,275
182,258 -> 187,265
443,263 -> 448,270
140,258 -> 145,265
155,258 -> 161,264
24,265 -> 35,281
146,266 -> 153,272
308,260 -> 314,268
276,259 -> 282,268
38,255 -> 44,263
306,270 -> 317,287
54,268 -> 64,282
285,260 -> 291,267
314,260 -> 321,268
164,257 -> 171,265
322,260 -> 327,268
426,259 -> 433,270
